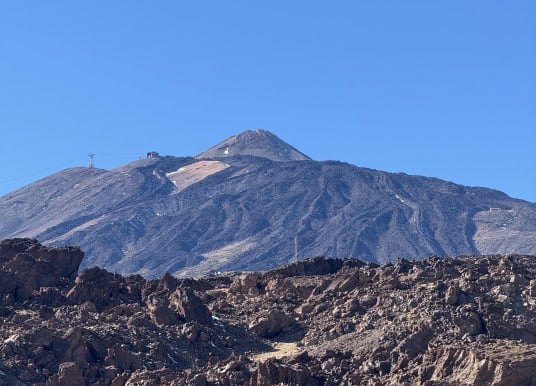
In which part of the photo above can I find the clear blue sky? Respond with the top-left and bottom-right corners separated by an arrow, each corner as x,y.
1,1 -> 534,202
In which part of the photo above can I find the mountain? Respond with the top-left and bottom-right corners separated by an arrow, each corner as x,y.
0,130 -> 535,277
196,129 -> 311,162
3,239 -> 536,385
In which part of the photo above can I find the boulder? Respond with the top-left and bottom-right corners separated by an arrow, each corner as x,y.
427,342 -> 536,386
252,359 -> 319,386
230,273 -> 264,297
170,288 -> 211,324
265,256 -> 353,278
249,309 -> 294,338
46,362 -> 84,386
453,311 -> 484,335
147,293 -> 178,326
444,285 -> 458,305
105,345 -> 142,372
67,268 -> 143,312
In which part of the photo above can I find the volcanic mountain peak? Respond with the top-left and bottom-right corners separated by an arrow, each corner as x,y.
1,129 -> 535,279
196,129 -> 311,162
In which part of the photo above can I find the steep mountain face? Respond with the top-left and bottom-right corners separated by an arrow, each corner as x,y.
0,130 -> 535,278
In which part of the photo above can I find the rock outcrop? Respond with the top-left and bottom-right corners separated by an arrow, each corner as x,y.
2,239 -> 536,385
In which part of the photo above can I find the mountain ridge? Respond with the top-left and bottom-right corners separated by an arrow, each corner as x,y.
0,130 -> 535,277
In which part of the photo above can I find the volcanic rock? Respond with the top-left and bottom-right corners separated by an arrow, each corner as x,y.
2,240 -> 536,385
249,309 -> 295,338
170,288 -> 211,323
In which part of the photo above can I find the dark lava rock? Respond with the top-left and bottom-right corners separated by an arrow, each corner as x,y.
249,309 -> 295,338
0,238 -> 83,302
170,288 -> 212,324
67,267 -> 143,312
266,256 -> 348,278
2,240 -> 536,385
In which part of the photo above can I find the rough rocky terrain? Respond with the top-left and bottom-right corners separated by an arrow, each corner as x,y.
0,130 -> 534,278
3,239 -> 536,385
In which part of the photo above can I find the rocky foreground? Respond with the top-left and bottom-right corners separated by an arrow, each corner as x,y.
2,239 -> 536,385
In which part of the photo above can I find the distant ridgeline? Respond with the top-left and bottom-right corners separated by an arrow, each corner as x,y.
0,130 -> 535,278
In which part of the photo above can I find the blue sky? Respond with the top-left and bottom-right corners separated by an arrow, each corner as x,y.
1,1 -> 534,201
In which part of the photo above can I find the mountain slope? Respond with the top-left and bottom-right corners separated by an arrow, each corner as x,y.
0,130 -> 535,277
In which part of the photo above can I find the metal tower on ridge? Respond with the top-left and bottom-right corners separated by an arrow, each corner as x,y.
292,234 -> 299,263
88,153 -> 95,168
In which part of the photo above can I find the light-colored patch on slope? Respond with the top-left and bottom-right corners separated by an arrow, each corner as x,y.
11,216 -> 73,240
202,238 -> 256,260
166,161 -> 229,192
176,238 -> 256,277
253,342 -> 301,362
393,194 -> 420,226
395,194 -> 405,203
122,242 -> 142,260
45,218 -> 102,244
473,208 -> 536,254
230,167 -> 251,178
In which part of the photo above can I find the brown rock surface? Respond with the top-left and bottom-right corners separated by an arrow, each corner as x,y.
2,240 -> 536,385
